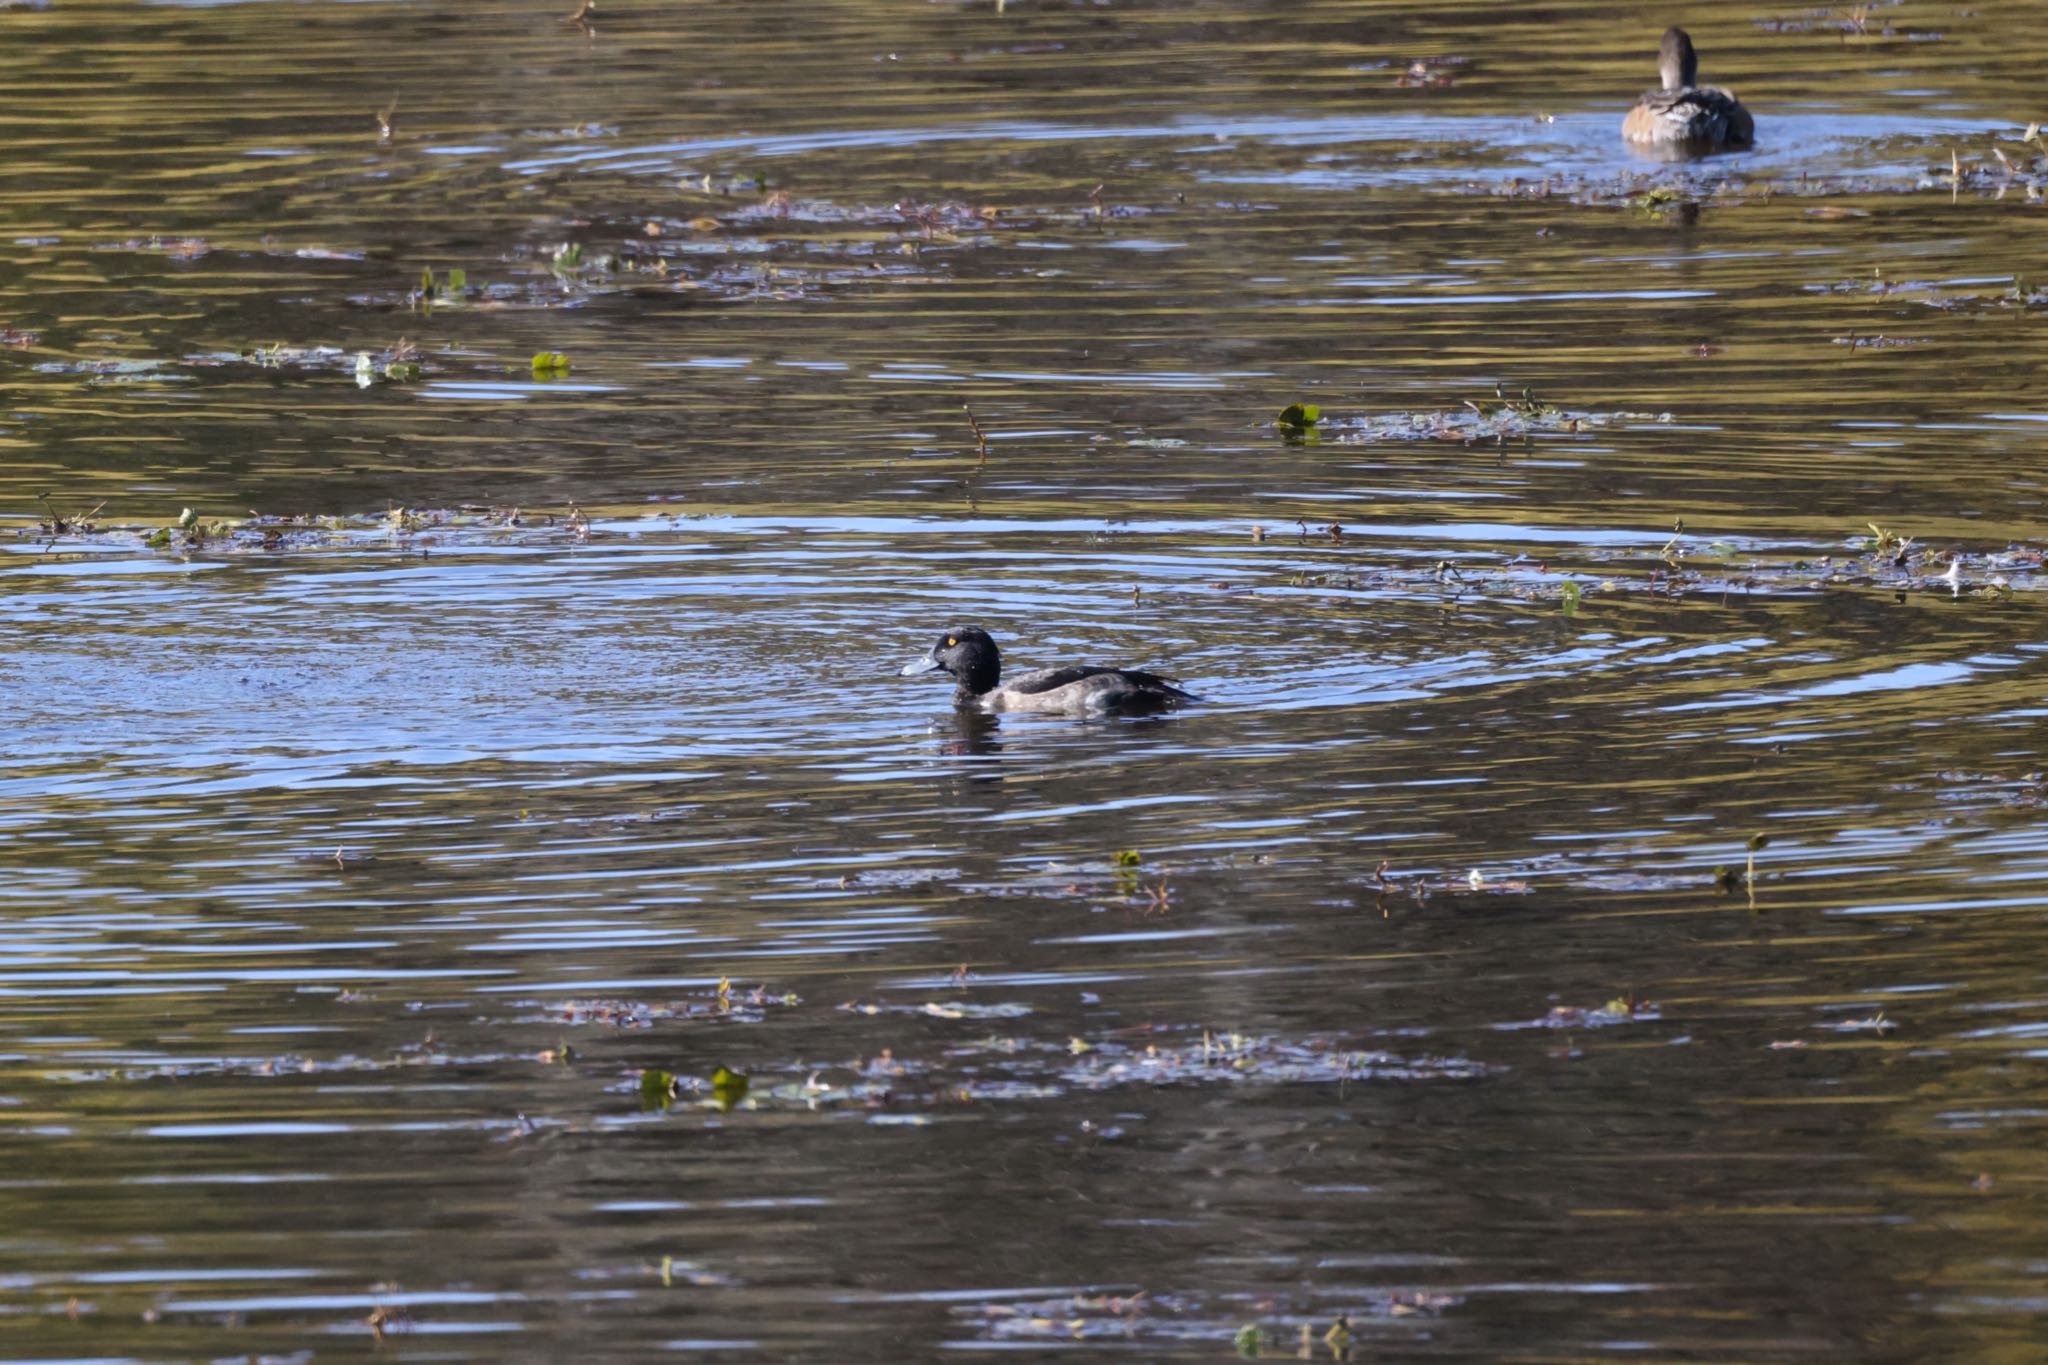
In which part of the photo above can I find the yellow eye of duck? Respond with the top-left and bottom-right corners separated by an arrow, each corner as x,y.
945,637 -> 957,647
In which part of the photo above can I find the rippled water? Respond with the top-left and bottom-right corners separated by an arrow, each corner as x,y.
4,1 -> 2048,1359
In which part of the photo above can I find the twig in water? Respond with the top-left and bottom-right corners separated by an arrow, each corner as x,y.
963,404 -> 990,465
37,494 -> 106,534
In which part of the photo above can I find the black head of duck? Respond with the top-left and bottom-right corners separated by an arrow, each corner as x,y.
898,626 -> 1197,717
1622,27 -> 1754,151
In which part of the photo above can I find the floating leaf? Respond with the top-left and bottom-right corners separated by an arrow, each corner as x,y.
639,1067 -> 677,1110
446,267 -> 467,292
531,351 -> 572,378
1559,580 -> 1582,617
709,1064 -> 749,1112
1277,402 -> 1320,430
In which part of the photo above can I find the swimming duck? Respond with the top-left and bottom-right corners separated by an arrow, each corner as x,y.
898,626 -> 1197,716
1622,27 -> 1753,149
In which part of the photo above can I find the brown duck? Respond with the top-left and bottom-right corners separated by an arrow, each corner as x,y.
1622,27 -> 1754,149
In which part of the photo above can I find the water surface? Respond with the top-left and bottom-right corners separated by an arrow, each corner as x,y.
4,1 -> 2048,1359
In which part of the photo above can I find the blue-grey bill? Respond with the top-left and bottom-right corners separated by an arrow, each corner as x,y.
899,655 -> 942,677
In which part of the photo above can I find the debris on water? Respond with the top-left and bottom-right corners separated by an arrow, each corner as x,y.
365,1301 -> 408,1343
1825,1011 -> 1897,1034
1394,54 -> 1467,88
1324,1316 -> 1353,1351
35,494 -> 104,535
1512,996 -> 1660,1031
531,350 -> 573,378
963,404 -> 990,463
838,1000 -> 1034,1020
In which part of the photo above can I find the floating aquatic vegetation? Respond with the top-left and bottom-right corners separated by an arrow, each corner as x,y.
407,266 -> 475,312
34,341 -> 435,387
534,982 -> 799,1030
1052,1029 -> 1493,1088
640,1063 -> 751,1112
29,357 -> 191,385
46,1045 -> 525,1085
1305,386 -> 1666,445
1276,402 -> 1320,435
962,1290 -> 1459,1350
329,192 -> 1138,314
625,1025 -> 1492,1122
1633,186 -> 1699,222
1252,527 -> 2046,617
91,235 -> 211,259
1755,2 -> 1939,40
1920,769 -> 2047,811
11,504 -> 591,557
